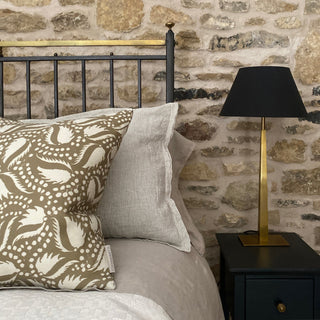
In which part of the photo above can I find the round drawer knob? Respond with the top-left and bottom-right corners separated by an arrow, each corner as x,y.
277,303 -> 286,313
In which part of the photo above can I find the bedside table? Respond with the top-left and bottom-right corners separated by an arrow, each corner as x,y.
216,233 -> 320,320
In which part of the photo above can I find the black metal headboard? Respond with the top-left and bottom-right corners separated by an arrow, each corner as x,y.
0,23 -> 175,119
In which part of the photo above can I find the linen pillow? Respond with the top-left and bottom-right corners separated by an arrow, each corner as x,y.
99,103 -> 190,251
0,110 -> 133,290
169,131 -> 206,255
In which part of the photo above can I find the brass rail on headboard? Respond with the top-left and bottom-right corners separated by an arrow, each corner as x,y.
0,39 -> 166,48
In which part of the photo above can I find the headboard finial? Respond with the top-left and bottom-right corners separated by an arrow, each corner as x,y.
165,22 -> 175,30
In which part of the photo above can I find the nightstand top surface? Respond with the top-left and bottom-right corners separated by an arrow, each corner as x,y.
216,232 -> 320,274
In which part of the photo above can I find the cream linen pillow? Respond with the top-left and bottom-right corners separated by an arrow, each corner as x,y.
0,110 -> 133,290
38,103 -> 191,252
99,103 -> 190,251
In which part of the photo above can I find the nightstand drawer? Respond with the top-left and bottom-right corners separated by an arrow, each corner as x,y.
246,278 -> 314,320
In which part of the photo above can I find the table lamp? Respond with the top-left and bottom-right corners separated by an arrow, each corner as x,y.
220,66 -> 307,246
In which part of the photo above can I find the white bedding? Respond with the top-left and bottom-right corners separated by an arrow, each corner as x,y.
0,239 -> 224,320
0,291 -> 171,320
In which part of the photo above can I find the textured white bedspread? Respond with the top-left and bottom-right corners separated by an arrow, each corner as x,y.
0,239 -> 224,320
0,290 -> 171,320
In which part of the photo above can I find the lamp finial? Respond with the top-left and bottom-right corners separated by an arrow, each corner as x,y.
165,22 -> 175,30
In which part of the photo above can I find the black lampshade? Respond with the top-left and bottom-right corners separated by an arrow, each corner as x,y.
220,66 -> 307,118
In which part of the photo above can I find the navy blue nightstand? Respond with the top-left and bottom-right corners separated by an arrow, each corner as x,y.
216,233 -> 320,320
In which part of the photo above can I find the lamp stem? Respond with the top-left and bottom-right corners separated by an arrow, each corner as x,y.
238,118 -> 289,246
258,117 -> 269,244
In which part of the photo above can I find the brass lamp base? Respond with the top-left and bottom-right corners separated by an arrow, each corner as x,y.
238,118 -> 289,248
239,234 -> 290,247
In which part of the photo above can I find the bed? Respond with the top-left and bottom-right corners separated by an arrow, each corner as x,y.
0,24 -> 224,320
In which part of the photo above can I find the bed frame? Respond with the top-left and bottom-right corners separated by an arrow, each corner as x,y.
0,22 -> 175,119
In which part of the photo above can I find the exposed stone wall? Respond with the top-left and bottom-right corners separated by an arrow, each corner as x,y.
1,0 -> 320,270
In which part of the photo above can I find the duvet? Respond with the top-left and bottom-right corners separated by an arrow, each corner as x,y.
0,239 -> 225,320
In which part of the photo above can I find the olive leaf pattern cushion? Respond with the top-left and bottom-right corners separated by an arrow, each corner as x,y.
0,109 -> 133,290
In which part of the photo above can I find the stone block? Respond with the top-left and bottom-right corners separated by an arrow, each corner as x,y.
59,0 -> 94,4
5,0 -> 51,5
262,55 -> 289,65
0,9 -> 46,33
286,221 -> 306,229
52,12 -> 90,32
65,70 -> 96,83
117,85 -> 160,103
88,86 -> 109,100
227,136 -> 260,144
183,197 -> 219,210
304,111 -> 320,124
31,71 -> 54,85
201,146 -> 234,157
219,0 -> 249,12
282,167 -> 320,195
245,17 -> 266,26
209,31 -> 289,52
154,71 -> 190,82
223,161 -> 260,176
273,199 -> 310,208
4,90 -> 42,107
200,14 -> 235,30
313,86 -> 320,96
181,0 -> 212,8
187,185 -> 219,195
268,139 -> 306,163
196,73 -> 234,82
197,105 -> 223,117
306,100 -> 320,108
176,55 -> 205,68
59,85 -> 82,100
176,30 -> 201,50
180,162 -> 217,181
227,120 -> 271,131
275,16 -> 302,29
150,5 -> 192,25
217,213 -> 248,228
174,88 -> 228,101
176,119 -> 216,140
3,64 -> 16,84
255,0 -> 298,13
305,0 -> 320,14
301,214 -> 320,221
312,138 -> 320,160
97,0 -> 144,31
284,124 -> 314,135
294,30 -> 320,85
222,180 -> 259,210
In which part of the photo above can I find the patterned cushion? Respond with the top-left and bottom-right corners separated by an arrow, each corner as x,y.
0,110 -> 133,290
